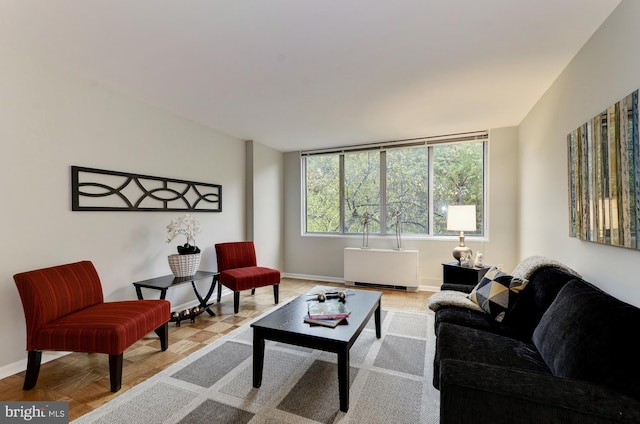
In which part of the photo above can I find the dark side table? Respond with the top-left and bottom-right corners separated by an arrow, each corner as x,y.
442,262 -> 491,287
133,271 -> 219,326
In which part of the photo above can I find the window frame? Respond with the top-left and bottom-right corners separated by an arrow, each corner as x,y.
302,132 -> 488,239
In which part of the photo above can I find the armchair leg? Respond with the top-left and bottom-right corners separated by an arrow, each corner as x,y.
234,291 -> 240,314
217,280 -> 222,302
23,350 -> 42,390
273,284 -> 279,304
154,322 -> 169,351
251,288 -> 256,295
109,353 -> 123,392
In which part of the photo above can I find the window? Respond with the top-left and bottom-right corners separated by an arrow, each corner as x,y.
305,154 -> 340,233
303,133 -> 486,237
386,147 -> 429,234
432,141 -> 485,235
344,151 -> 380,233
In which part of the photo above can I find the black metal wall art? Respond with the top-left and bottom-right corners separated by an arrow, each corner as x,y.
71,166 -> 222,212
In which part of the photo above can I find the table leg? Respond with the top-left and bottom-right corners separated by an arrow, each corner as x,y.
375,300 -> 382,339
253,329 -> 265,388
337,347 -> 350,412
132,284 -> 174,301
190,277 -> 216,316
204,275 -> 217,316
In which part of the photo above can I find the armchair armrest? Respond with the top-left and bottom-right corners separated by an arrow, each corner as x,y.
440,359 -> 640,424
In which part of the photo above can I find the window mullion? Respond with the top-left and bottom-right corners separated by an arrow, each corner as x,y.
428,146 -> 434,236
340,154 -> 345,234
380,151 -> 387,234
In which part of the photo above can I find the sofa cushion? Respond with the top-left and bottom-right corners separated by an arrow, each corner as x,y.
532,279 -> 640,401
437,266 -> 578,341
501,266 -> 579,340
468,267 -> 528,322
436,266 -> 579,341
434,322 -> 550,389
435,306 -> 514,338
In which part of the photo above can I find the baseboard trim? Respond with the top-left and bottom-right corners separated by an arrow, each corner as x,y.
283,273 -> 440,293
0,351 -> 69,381
420,284 -> 441,292
281,273 -> 345,284
345,281 -> 419,292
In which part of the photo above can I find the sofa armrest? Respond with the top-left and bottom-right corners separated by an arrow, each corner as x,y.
440,283 -> 474,293
440,359 -> 640,424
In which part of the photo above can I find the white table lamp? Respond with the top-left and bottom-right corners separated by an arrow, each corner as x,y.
447,205 -> 477,263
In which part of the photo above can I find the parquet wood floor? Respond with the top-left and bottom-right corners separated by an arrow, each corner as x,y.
0,278 -> 434,421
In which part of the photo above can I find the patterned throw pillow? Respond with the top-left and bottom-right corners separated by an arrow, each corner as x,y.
467,267 -> 529,322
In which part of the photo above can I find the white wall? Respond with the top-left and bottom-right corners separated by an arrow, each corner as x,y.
283,126 -> 520,288
518,0 -> 640,306
247,140 -> 285,270
0,51 -> 247,375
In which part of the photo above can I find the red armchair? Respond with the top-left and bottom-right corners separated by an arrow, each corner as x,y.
215,241 -> 280,313
13,260 -> 170,392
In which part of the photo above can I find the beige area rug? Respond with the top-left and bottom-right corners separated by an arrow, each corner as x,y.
72,305 -> 440,424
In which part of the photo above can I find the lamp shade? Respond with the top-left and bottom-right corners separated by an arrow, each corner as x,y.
447,205 -> 477,232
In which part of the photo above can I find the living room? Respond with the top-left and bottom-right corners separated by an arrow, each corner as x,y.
1,0 -> 638,419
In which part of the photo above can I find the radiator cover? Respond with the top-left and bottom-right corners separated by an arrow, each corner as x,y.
343,248 -> 419,292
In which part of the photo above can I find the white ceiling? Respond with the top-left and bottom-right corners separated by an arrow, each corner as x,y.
0,1 -> 621,152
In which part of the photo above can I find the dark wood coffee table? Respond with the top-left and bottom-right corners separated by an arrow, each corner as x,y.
251,288 -> 382,412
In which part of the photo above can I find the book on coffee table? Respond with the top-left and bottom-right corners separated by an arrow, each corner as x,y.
307,301 -> 351,320
303,314 -> 345,327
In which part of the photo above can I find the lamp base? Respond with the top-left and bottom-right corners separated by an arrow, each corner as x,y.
452,245 -> 472,264
452,231 -> 472,264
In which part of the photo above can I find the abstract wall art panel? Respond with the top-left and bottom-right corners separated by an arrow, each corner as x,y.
567,90 -> 639,248
71,166 -> 222,212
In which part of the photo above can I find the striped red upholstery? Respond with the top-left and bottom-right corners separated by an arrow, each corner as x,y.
14,261 -> 104,350
215,242 -> 280,313
216,241 -> 258,271
14,261 -> 170,354
219,266 -> 281,292
33,301 -> 170,355
13,260 -> 170,392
